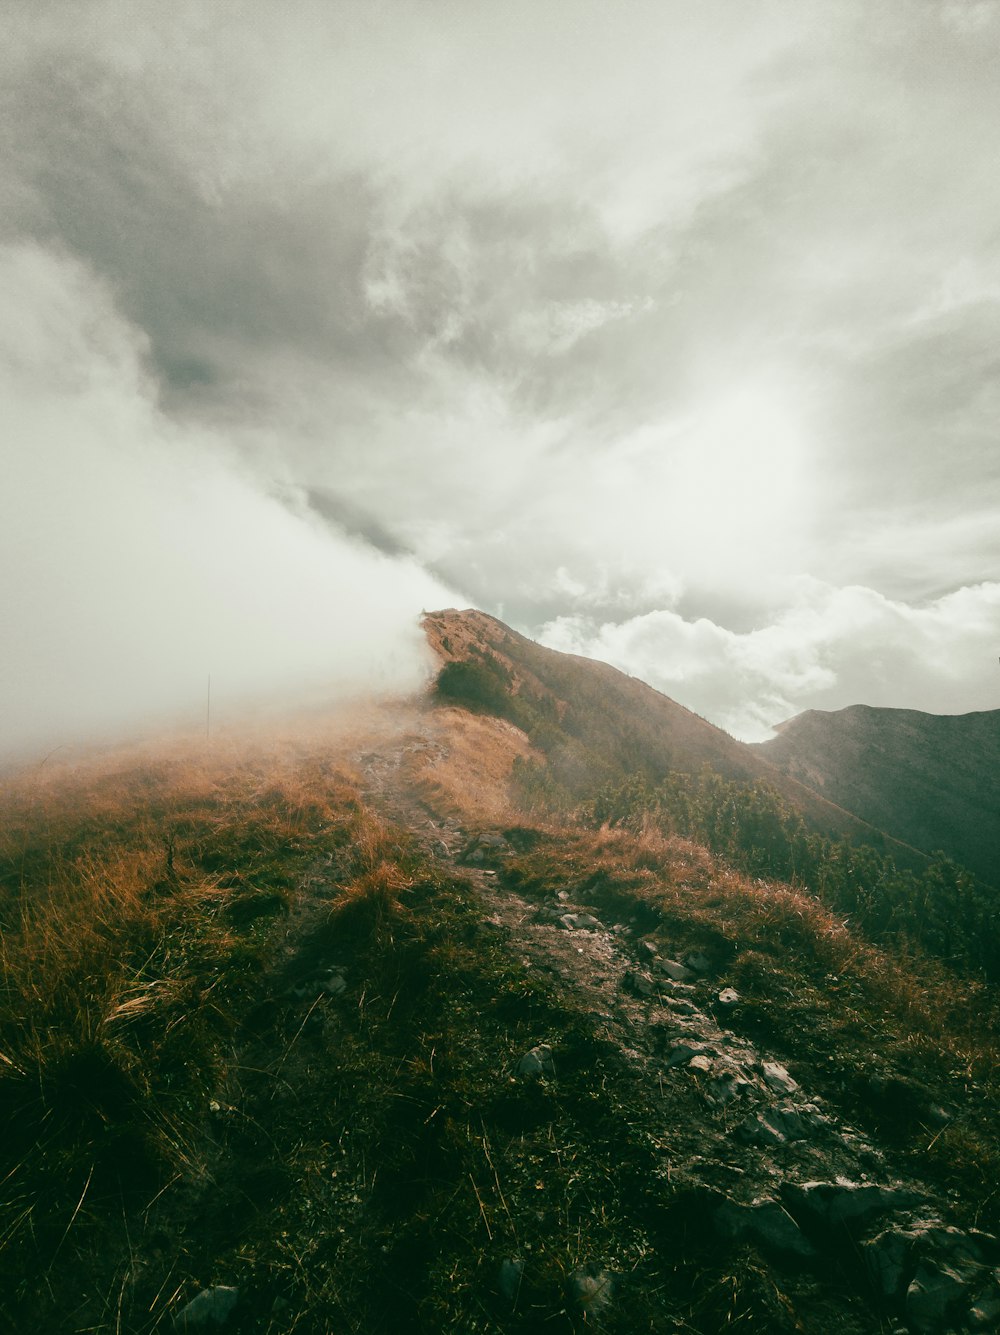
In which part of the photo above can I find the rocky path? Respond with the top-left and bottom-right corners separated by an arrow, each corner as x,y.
356,728 -> 1000,1335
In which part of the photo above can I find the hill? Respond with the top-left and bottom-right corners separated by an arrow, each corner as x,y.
423,609 -> 925,867
2,631 -> 1000,1332
752,705 -> 1000,887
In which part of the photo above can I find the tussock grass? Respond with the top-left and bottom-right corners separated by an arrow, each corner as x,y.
0,731 -> 366,1330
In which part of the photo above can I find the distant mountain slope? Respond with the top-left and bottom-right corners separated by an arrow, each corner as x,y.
423,609 -> 927,867
752,705 -> 1000,886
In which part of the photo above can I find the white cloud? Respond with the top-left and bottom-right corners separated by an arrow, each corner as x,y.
539,581 -> 1000,741
0,243 -> 455,758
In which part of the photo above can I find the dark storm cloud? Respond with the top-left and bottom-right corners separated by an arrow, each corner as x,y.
3,51 -> 409,409
305,488 -> 412,559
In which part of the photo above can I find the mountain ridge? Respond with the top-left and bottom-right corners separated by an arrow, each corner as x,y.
2,615 -> 999,1332
753,701 -> 1000,886
424,608 -> 930,870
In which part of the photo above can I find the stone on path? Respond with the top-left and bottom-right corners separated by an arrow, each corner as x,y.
759,1060 -> 799,1095
515,1044 -> 555,1078
655,958 -> 694,982
173,1287 -> 240,1329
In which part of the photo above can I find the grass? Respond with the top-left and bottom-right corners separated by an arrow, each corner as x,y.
1,706 -> 998,1332
0,731 -> 364,1330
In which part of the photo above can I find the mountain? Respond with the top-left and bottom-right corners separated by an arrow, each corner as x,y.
752,705 -> 1000,886
2,615 -> 1000,1334
424,608 -> 927,867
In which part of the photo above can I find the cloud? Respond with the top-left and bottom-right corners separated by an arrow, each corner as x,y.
3,3 -> 1000,746
539,582 -> 1000,742
0,243 -> 456,759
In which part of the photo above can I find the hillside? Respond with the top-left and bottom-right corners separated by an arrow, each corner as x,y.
424,609 -> 926,867
2,637 -> 1000,1332
753,705 -> 1000,887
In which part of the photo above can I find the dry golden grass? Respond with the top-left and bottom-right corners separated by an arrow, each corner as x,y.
0,726 -> 368,1162
405,705 -> 539,822
2,690 -> 999,1331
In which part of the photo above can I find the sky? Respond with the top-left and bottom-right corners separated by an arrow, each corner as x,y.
3,0 -> 1000,752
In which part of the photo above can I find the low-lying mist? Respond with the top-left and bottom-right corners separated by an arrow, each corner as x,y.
0,243 -> 456,763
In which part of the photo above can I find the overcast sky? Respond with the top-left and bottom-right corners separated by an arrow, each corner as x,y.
3,0 -> 999,751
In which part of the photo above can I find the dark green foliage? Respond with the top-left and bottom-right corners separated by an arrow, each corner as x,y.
435,658 -> 513,714
755,705 -> 1000,886
580,768 -> 1000,982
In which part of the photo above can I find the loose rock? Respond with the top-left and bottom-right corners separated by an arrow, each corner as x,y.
515,1044 -> 555,1078
560,912 -> 601,931
759,1060 -> 799,1095
782,1180 -> 920,1235
173,1286 -> 240,1329
715,1197 -> 816,1261
656,958 -> 694,982
667,1041 -> 714,1068
906,1260 -> 967,1332
624,970 -> 656,998
498,1257 -> 525,1304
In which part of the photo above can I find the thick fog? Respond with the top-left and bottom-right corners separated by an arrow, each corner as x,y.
0,244 -> 455,760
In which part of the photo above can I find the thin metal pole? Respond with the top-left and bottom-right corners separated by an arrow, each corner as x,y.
206,674 -> 211,741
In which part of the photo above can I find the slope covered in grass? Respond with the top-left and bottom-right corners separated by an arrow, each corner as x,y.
1,695 -> 998,1333
424,609 -> 926,866
753,704 -> 1000,886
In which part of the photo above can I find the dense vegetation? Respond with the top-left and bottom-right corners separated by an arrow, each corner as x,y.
515,760 -> 1000,984
755,705 -> 1000,886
